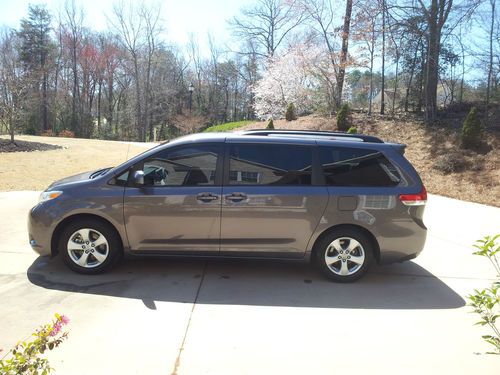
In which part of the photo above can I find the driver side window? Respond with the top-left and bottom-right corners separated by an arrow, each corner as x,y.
141,145 -> 219,187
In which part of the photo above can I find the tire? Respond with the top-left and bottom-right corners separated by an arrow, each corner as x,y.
314,228 -> 374,283
59,218 -> 121,274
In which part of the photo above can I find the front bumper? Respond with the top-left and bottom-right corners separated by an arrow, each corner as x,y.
27,204 -> 53,256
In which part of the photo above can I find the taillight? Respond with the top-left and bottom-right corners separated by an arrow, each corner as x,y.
399,186 -> 427,206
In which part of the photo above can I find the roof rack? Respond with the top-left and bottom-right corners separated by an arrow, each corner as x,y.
241,129 -> 384,143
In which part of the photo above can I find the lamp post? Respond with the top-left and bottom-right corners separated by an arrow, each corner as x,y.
188,83 -> 194,112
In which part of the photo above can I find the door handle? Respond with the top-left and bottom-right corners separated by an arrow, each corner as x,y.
225,193 -> 247,202
196,193 -> 219,202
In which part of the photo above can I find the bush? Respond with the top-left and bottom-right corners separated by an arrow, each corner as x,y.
432,153 -> 467,174
467,235 -> 500,354
461,107 -> 482,149
266,118 -> 274,129
336,103 -> 351,131
0,313 -> 69,374
347,126 -> 357,134
58,129 -> 75,138
40,129 -> 55,137
285,103 -> 297,121
25,127 -> 37,135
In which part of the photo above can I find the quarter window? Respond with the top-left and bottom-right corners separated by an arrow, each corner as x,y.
141,145 -> 219,186
229,144 -> 312,185
319,147 -> 401,187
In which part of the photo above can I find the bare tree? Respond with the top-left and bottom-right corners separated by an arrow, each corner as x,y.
0,30 -> 25,143
486,0 -> 496,104
417,0 -> 454,123
230,0 -> 305,58
337,0 -> 353,107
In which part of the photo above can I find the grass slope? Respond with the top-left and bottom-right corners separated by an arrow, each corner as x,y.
203,120 -> 254,132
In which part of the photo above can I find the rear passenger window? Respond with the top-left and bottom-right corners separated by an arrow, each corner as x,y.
229,144 -> 312,185
319,147 -> 401,187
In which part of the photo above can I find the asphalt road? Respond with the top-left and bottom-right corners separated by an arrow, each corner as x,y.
0,191 -> 499,374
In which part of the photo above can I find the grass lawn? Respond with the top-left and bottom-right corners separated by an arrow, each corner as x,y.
203,120 -> 255,132
0,136 -> 152,191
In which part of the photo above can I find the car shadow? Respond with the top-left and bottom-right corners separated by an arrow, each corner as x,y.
27,256 -> 465,310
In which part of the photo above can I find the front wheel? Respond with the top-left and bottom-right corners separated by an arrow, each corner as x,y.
59,219 -> 121,274
315,228 -> 373,283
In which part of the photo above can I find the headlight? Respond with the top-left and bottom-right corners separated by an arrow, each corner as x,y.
39,191 -> 63,203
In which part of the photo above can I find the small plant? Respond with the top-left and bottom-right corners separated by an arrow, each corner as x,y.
461,107 -> 482,149
467,234 -> 500,354
336,103 -> 351,131
347,126 -> 357,134
0,313 -> 70,374
58,129 -> 75,138
266,118 -> 274,129
473,235 -> 500,276
285,103 -> 297,121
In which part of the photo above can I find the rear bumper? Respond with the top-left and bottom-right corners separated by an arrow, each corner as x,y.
377,221 -> 427,264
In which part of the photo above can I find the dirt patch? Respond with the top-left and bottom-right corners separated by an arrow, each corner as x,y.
0,136 -> 154,191
0,139 -> 63,153
239,114 -> 500,207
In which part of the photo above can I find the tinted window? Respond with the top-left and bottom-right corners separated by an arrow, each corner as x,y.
319,146 -> 401,187
141,145 -> 219,186
114,171 -> 129,186
229,144 -> 312,185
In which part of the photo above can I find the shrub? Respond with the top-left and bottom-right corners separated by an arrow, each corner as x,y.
467,235 -> 500,354
58,129 -> 75,138
40,129 -> 55,137
266,118 -> 274,129
336,103 -> 351,131
461,107 -> 482,149
285,103 -> 297,121
432,153 -> 467,174
347,126 -> 357,134
0,313 -> 69,374
25,127 -> 37,135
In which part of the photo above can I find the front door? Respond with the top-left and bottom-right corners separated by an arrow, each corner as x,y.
124,143 -> 223,254
220,142 -> 328,258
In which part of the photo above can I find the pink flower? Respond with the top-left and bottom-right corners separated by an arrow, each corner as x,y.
60,315 -> 70,325
50,322 -> 62,337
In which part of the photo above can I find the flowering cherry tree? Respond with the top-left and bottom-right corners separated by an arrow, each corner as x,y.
253,44 -> 334,119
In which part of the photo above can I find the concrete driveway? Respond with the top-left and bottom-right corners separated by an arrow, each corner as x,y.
0,192 -> 499,374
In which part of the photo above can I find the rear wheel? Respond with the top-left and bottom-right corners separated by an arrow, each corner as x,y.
315,228 -> 373,282
59,219 -> 121,274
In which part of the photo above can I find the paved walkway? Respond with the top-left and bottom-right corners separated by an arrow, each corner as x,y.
0,192 -> 499,374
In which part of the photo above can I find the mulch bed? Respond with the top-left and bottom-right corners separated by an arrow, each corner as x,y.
0,138 -> 63,153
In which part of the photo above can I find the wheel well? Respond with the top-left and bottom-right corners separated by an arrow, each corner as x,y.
311,224 -> 381,263
51,214 -> 124,257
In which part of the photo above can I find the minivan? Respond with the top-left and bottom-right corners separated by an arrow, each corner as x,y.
28,130 -> 427,282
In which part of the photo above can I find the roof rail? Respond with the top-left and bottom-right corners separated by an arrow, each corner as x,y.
241,129 -> 384,143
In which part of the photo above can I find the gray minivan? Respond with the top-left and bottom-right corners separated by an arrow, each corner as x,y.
28,130 -> 427,282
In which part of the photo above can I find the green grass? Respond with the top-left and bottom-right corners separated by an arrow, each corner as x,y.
203,120 -> 253,132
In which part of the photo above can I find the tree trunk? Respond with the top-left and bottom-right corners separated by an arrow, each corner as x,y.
380,0 -> 386,115
97,79 -> 102,134
336,0 -> 353,108
486,0 -> 495,105
368,20 -> 376,116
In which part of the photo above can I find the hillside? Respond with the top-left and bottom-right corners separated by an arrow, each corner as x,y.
239,113 -> 500,207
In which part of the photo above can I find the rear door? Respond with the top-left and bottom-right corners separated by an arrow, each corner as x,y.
123,143 -> 223,254
220,141 -> 329,258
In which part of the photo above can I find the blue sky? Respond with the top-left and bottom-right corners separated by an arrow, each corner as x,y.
0,0 -> 253,53
0,0 -> 492,82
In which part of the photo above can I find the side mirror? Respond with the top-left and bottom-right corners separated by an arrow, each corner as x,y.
133,170 -> 145,186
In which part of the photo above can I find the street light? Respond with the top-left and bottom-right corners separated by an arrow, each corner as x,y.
188,83 -> 194,112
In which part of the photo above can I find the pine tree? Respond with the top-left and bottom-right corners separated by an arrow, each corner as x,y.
461,107 -> 482,149
17,4 -> 52,132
